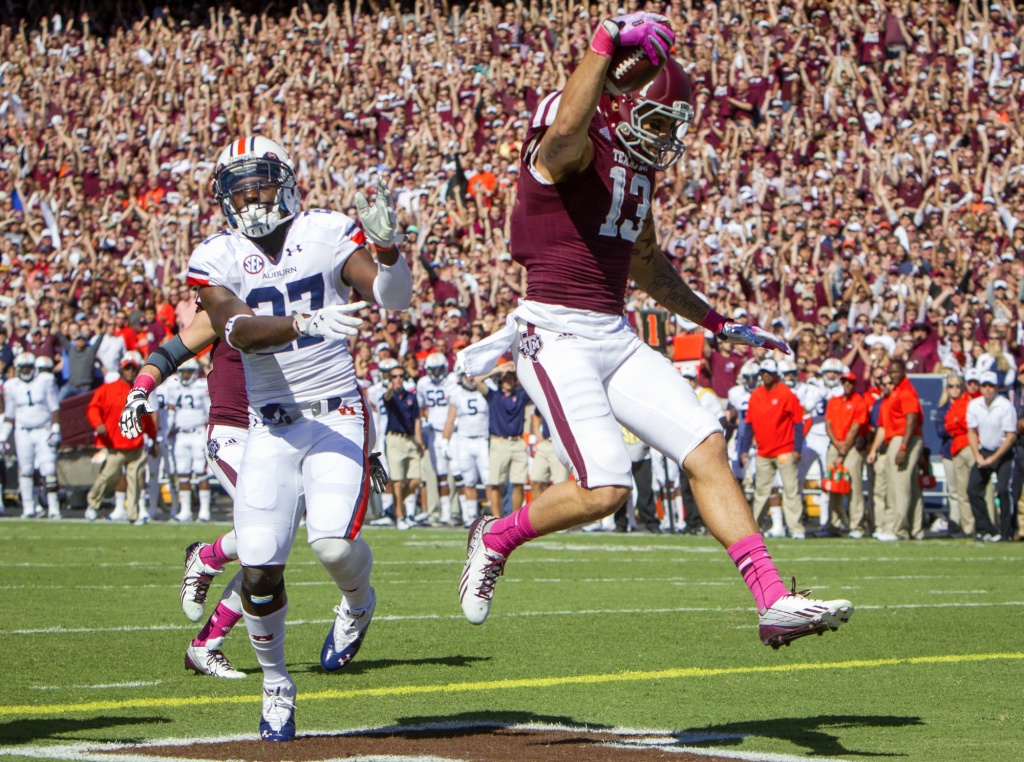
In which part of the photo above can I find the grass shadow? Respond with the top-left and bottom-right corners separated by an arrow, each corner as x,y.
0,715 -> 171,745
674,714 -> 924,757
300,654 -> 493,675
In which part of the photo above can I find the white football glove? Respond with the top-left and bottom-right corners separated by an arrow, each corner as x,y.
47,423 -> 61,448
355,177 -> 403,249
119,390 -> 153,439
441,438 -> 452,462
293,301 -> 369,341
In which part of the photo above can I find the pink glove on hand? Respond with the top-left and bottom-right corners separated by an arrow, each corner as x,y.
701,309 -> 793,355
590,12 -> 675,66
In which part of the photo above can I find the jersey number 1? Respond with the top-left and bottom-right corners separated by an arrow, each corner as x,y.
599,166 -> 650,243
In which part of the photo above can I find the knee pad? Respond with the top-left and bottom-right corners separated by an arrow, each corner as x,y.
240,573 -> 285,607
312,536 -> 372,578
44,474 -> 57,490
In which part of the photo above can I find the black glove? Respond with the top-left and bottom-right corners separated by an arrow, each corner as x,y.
369,452 -> 390,494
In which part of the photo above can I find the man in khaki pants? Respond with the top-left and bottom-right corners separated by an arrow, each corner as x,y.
85,352 -> 154,521
880,359 -> 924,541
824,372 -> 869,537
742,360 -> 807,539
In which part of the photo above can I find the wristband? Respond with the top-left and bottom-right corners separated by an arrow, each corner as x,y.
700,308 -> 728,335
132,373 -> 157,397
899,445 -> 908,451
224,314 -> 253,351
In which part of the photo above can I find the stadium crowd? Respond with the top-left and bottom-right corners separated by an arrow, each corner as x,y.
1,0 -> 1023,538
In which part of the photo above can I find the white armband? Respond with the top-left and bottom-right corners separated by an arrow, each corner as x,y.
224,314 -> 254,351
372,256 -> 413,311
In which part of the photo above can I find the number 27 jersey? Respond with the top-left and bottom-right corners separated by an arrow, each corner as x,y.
510,92 -> 657,317
187,210 -> 366,410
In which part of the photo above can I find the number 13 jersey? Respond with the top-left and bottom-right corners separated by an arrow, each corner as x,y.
510,92 -> 656,316
187,210 -> 367,411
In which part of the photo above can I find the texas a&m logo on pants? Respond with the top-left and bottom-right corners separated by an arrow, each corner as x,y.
519,331 -> 543,362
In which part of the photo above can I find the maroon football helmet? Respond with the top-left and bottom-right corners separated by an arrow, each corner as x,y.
605,58 -> 694,170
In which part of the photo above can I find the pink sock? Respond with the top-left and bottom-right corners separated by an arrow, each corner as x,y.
199,536 -> 233,570
727,534 -> 789,614
193,602 -> 243,648
482,504 -> 539,558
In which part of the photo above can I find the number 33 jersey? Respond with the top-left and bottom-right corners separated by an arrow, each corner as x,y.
510,92 -> 657,317
187,210 -> 367,411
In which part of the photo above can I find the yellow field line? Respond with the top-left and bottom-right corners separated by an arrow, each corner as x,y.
4,651 -> 1022,717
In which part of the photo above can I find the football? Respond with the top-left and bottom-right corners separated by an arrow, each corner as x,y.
604,46 -> 666,96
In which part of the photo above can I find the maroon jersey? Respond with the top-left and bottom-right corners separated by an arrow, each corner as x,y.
207,338 -> 250,428
510,92 -> 656,315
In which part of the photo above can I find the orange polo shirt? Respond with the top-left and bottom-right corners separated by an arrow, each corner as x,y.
825,392 -> 869,442
883,377 -> 923,442
944,392 -> 980,456
746,383 -> 804,458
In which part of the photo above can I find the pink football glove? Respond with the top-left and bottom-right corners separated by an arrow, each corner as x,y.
590,12 -> 675,67
719,322 -> 793,355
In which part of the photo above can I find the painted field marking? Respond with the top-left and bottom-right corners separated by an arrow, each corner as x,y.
30,681 -> 163,691
4,600 -> 1023,637
2,651 -> 1021,718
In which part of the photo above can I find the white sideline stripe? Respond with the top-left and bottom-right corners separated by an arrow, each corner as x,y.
0,572 -> 1002,593
8,553 -> 1022,572
0,722 -> 843,762
5,600 -> 1023,637
30,681 -> 163,691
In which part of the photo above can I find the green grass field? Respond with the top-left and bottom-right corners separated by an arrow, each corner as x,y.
1,520 -> 1022,761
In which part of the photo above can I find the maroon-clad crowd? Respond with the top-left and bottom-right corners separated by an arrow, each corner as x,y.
0,1 -> 1023,401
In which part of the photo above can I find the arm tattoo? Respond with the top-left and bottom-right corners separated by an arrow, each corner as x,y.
631,221 -> 710,323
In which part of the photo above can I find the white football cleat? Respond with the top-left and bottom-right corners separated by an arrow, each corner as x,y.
459,516 -> 506,625
759,580 -> 853,649
185,644 -> 246,679
84,506 -> 98,521
260,683 -> 296,742
320,588 -> 376,671
106,508 -> 129,522
180,542 -> 223,622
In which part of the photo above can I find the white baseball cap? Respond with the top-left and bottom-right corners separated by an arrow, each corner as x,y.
759,359 -> 779,374
979,371 -> 999,386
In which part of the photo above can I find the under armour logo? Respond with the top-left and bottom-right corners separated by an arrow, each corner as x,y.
285,244 -> 303,257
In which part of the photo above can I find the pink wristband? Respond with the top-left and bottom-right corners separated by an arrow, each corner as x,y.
132,373 -> 157,397
590,24 -> 616,57
700,308 -> 727,334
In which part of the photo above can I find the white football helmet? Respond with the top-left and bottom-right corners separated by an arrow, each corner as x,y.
14,352 -> 37,381
34,354 -> 54,374
819,357 -> 847,388
213,136 -> 300,238
425,353 -> 448,382
120,350 -> 144,370
778,359 -> 798,387
740,359 -> 761,391
179,358 -> 200,387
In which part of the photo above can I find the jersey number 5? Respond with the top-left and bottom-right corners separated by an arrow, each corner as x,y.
246,274 -> 326,352
599,166 -> 651,243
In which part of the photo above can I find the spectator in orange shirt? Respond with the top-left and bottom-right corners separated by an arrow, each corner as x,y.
824,372 -> 870,538
937,373 -> 976,538
741,359 -> 807,539
874,359 -> 924,541
84,351 -> 155,523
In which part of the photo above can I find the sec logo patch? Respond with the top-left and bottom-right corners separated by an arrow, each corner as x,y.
243,254 -> 265,274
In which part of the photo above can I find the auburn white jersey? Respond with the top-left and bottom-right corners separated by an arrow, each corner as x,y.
167,377 -> 211,431
449,385 -> 489,438
366,380 -> 389,450
727,385 -> 752,414
187,209 -> 366,411
694,386 -> 725,419
794,382 -> 826,418
416,374 -> 455,430
151,385 -> 172,433
4,375 -> 58,429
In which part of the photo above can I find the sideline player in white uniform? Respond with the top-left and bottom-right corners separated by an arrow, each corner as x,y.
0,353 -> 61,518
455,12 -> 851,650
443,374 -> 490,527
367,358 -> 398,524
187,136 -> 412,741
145,379 -> 179,520
167,359 -> 213,522
417,353 -> 456,524
781,359 -> 829,525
